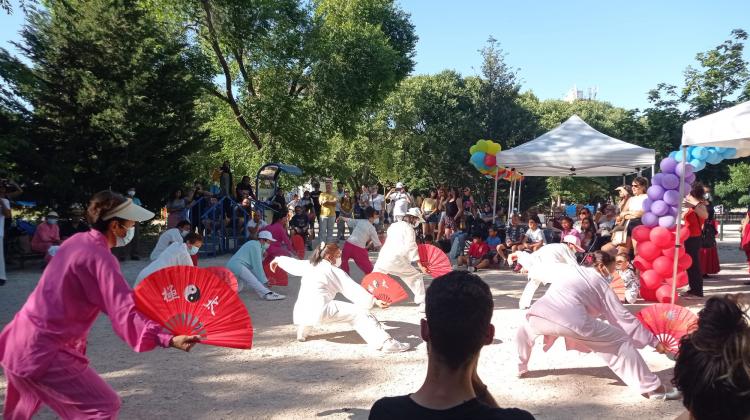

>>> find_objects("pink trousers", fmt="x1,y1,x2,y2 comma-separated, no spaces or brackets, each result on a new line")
341,241,373,275
3,352,120,419
516,315,662,394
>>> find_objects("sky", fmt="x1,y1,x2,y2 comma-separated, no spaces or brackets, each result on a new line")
2,0,749,110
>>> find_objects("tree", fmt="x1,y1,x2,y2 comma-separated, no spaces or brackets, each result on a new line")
714,163,750,207
2,0,208,207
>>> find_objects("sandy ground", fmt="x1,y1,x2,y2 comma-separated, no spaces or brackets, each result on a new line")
1,226,748,420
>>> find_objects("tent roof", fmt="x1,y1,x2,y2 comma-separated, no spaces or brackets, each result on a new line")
495,115,655,176
681,100,750,158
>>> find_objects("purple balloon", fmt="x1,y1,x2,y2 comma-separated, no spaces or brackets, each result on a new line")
651,200,669,216
642,212,659,227
652,173,664,187
685,172,696,184
668,206,679,217
663,189,681,206
659,215,676,228
661,173,680,190
660,157,678,174
675,162,694,178
682,182,692,193
647,185,665,201
642,198,653,212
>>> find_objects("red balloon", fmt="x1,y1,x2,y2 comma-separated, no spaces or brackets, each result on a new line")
652,256,673,278
675,271,688,288
639,283,658,302
679,226,690,240
677,254,693,271
649,226,674,249
641,269,664,289
662,246,686,258
655,284,678,303
632,225,652,243
637,241,661,261
632,255,652,272
483,154,496,168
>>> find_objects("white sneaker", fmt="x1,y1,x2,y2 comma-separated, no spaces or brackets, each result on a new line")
380,338,410,353
650,388,682,400
263,291,286,301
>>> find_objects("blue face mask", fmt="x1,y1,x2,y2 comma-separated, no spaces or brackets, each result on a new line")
261,242,270,252
47,218,58,225
188,245,200,255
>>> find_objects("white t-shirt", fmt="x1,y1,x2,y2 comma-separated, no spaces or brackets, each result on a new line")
628,195,647,213
525,228,545,244
370,194,384,211
150,228,184,260
245,219,268,239
388,192,410,216
0,198,9,237
137,242,193,286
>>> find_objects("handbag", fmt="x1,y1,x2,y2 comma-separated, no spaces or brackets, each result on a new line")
701,220,717,248
611,220,630,246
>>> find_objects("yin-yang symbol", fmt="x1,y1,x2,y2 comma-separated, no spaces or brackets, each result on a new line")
184,284,201,303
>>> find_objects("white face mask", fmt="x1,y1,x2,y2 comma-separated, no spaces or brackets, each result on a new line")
127,190,135,197
180,229,190,238
116,226,135,247
334,256,342,267
188,245,200,255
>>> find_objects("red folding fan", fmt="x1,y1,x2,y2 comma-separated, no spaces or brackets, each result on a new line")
361,272,409,304
609,276,626,302
418,244,452,278
636,303,698,353
134,265,253,349
264,260,288,286
204,266,239,293
291,234,306,259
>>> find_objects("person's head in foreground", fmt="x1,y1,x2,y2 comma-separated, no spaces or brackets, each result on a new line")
673,294,750,420
184,233,203,255
488,227,497,237
87,191,154,248
583,251,615,278
176,220,191,237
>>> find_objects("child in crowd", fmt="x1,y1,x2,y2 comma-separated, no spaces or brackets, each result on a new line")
485,227,502,265
560,216,579,239
614,253,639,304
457,233,491,272
520,216,545,253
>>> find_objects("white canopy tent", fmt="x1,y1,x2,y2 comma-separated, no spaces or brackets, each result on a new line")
496,115,656,177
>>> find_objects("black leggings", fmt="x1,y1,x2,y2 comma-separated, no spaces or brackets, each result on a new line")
685,236,703,296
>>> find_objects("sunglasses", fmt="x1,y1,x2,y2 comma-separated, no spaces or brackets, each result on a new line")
616,259,628,264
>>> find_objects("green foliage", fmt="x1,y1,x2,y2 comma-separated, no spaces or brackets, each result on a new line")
714,163,750,207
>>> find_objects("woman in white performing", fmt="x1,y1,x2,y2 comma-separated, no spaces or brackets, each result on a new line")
514,234,583,309
271,243,410,353
516,251,680,399
372,208,428,310
134,233,203,286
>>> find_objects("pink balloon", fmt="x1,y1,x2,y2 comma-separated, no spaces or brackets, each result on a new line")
655,283,677,303
649,227,673,248
677,254,693,270
632,225,652,243
640,284,658,302
662,246,685,258
638,241,661,261
633,255,652,271
652,256,673,277
642,269,663,289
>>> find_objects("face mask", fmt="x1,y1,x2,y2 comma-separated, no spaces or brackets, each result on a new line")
127,190,135,197
116,226,135,247
261,242,270,252
47,218,58,225
334,256,342,267
180,229,189,238
188,245,200,255
703,193,712,200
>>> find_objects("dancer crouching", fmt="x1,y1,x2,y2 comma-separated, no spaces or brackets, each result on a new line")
271,242,409,352
516,251,680,399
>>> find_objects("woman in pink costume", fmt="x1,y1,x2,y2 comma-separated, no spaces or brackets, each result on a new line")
516,251,680,400
261,211,294,263
0,191,199,419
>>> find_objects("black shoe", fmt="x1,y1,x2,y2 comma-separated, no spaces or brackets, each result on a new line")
131,255,140,261
0,279,5,286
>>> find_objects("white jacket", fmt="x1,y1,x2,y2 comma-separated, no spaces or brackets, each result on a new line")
374,221,418,270
136,242,193,286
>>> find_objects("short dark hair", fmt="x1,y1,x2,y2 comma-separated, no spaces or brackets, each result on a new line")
185,232,203,243
472,232,483,239
364,206,377,219
425,271,494,369
176,220,191,229
673,294,750,420
561,216,574,225
528,215,540,224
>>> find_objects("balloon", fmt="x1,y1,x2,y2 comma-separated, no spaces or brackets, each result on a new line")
652,256,673,277
469,145,479,155
663,190,681,206
642,212,659,227
632,225,652,243
659,157,678,174
640,283,658,301
650,227,673,248
674,152,684,163
642,269,664,289
651,173,664,187
633,255,652,271
647,185,665,201
684,172,696,184
721,148,737,158
655,284,677,303
662,245,685,258
705,151,722,165
638,241,661,261
668,206,679,217
692,159,706,172
475,140,489,153
675,162,694,178
661,174,679,190
487,142,501,155
470,152,485,168
668,151,678,159
659,215,676,228
691,146,708,160
651,200,669,217
642,198,653,212
675,271,688,288
677,254,693,271
483,154,496,167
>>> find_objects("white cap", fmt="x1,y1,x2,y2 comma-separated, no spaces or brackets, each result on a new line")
47,211,59,218
395,182,404,189
102,198,154,222
562,234,585,253
258,230,276,242
405,207,425,223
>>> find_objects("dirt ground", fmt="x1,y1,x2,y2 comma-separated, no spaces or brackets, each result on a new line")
1,227,748,420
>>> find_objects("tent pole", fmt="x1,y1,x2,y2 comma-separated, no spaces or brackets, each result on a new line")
517,176,523,215
651,165,655,177
671,146,688,303
507,170,514,218
492,171,499,224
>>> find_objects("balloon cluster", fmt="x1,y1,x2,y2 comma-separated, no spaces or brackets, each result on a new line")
642,157,695,229
668,146,736,172
632,225,691,303
468,139,523,181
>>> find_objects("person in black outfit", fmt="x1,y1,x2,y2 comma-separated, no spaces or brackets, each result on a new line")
309,181,321,239
369,271,534,420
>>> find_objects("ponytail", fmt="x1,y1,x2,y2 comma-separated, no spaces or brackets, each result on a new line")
310,242,338,266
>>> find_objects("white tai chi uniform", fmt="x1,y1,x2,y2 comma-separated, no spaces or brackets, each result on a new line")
372,221,425,304
516,263,662,395
135,242,193,287
149,228,183,261
517,243,578,309
273,256,393,348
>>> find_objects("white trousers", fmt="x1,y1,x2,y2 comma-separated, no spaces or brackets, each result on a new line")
319,216,336,245
516,315,662,394
519,278,546,309
373,261,425,304
235,265,271,298
319,300,391,348
0,238,5,280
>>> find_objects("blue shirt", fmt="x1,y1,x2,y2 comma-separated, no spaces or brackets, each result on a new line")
486,236,501,248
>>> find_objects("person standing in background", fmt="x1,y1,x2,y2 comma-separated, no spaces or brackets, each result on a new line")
338,189,354,240
318,180,338,245
700,185,719,277
219,161,234,218
681,182,708,299
386,182,411,223
310,181,322,241
165,189,187,229
370,186,384,230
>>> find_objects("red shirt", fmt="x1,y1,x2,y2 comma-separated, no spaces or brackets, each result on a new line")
468,241,490,259
684,208,705,238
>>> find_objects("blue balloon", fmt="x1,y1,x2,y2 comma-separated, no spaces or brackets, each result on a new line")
691,146,708,160
470,152,485,168
705,151,723,165
692,159,706,172
668,151,678,159
722,148,737,159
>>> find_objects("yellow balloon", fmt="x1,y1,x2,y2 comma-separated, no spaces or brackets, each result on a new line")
487,141,500,155
475,140,489,153
469,145,479,155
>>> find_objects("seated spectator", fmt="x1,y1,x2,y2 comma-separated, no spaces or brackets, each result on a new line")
369,271,534,419
289,206,310,241
478,203,494,225
614,253,639,304
596,205,617,236
150,220,191,261
673,294,750,420
519,216,545,253
559,216,579,239
457,233,491,272
574,207,596,231
245,211,268,240
31,211,61,261
60,205,90,240
135,233,203,286
485,226,502,260
578,217,597,251
496,214,527,263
